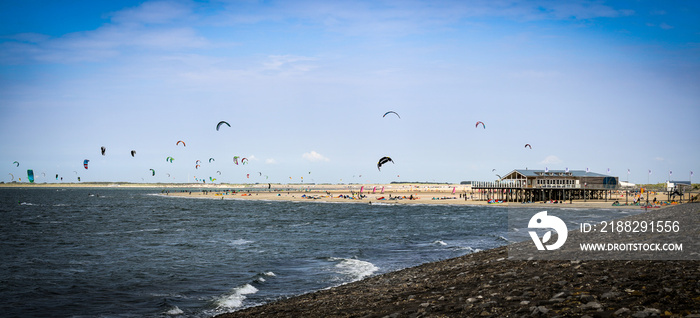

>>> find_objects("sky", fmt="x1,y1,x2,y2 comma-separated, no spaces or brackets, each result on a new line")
1,0,698,185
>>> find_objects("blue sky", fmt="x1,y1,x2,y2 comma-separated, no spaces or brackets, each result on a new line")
1,0,698,184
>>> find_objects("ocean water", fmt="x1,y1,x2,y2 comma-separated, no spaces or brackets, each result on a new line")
1,188,619,317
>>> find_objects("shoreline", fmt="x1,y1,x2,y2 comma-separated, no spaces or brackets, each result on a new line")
217,203,699,317
2,181,685,209
158,187,678,210
0,182,697,209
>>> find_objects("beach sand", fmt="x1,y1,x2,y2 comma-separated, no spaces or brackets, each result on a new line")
215,203,699,318
158,183,680,210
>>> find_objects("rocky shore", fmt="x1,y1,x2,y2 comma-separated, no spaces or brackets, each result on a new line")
218,204,699,318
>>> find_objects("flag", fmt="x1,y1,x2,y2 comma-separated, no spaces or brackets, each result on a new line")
627,169,630,174
565,167,569,173
586,167,589,173
692,171,694,177
648,169,652,175
670,170,673,175
545,167,549,172
607,168,610,174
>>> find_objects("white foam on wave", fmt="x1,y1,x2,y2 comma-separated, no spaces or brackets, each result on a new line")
432,240,448,246
449,245,475,252
496,235,511,242
263,271,276,277
330,258,379,281
165,306,184,315
214,284,259,309
229,239,254,245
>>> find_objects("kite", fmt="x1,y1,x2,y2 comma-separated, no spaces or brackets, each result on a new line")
475,121,485,129
8,173,13,181
217,171,221,175
241,158,248,165
166,173,171,178
101,146,106,155
55,174,59,180
27,170,34,183
383,111,401,119
176,140,186,147
150,169,156,176
209,158,215,163
12,161,19,167
195,165,201,169
196,160,201,165
84,159,89,169
377,156,394,171
524,144,532,149
216,121,230,131
166,156,174,163
233,156,239,165
131,150,136,157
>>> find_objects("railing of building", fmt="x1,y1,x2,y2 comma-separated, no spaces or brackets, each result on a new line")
469,181,619,190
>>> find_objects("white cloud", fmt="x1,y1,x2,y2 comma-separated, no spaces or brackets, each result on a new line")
265,158,277,164
540,155,563,164
0,1,207,64
302,151,329,162
109,1,193,25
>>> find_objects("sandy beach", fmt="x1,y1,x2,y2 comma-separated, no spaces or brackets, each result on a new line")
155,183,685,210
2,181,688,209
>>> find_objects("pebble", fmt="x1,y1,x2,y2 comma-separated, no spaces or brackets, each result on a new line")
614,308,630,316
601,291,621,300
579,294,596,302
530,305,549,315
581,301,602,310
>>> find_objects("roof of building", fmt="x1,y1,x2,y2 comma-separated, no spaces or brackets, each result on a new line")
504,169,614,178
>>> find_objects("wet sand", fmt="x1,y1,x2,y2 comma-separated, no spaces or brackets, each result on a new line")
216,203,699,317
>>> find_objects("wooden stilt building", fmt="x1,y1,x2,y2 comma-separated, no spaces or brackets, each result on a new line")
470,169,619,202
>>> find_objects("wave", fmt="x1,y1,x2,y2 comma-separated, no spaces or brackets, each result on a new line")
432,240,448,246
496,235,512,243
329,257,378,281
214,284,259,309
165,306,184,315
229,239,254,246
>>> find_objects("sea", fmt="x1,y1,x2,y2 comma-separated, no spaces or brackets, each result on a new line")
0,188,637,317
